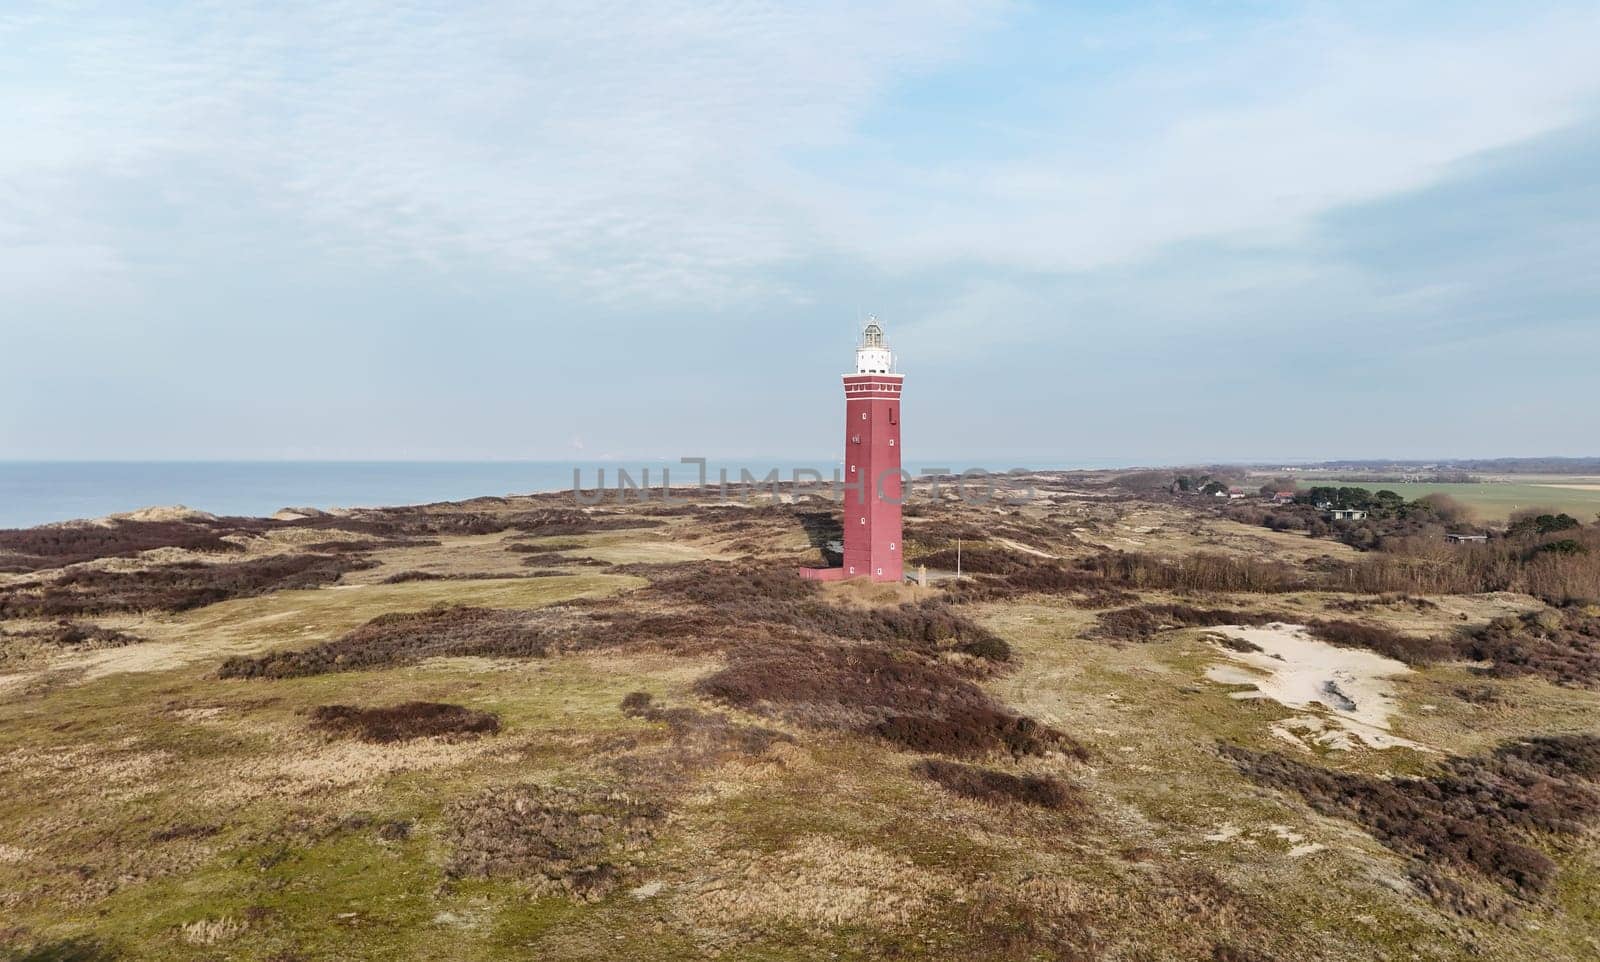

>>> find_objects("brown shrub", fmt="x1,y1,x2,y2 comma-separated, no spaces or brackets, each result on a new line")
1407,865,1516,922
0,518,248,572
1092,605,1291,642
952,549,1310,603
308,702,500,743
915,759,1084,811
149,823,221,843
612,692,794,786
503,542,576,555
1222,734,1600,901
443,784,661,900
913,544,1038,575
642,561,819,606
298,538,435,553
1325,594,1439,613
518,553,612,568
0,553,374,617
1215,635,1264,653
647,562,1012,661
1454,609,1600,687
1084,551,1306,593
314,506,664,539
1326,526,1600,606
220,605,551,678
380,570,546,584
218,603,727,679
221,561,1010,680
697,641,1086,760
1302,619,1454,666
4,620,140,649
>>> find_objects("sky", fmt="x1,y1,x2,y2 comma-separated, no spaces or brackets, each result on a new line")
2,0,1598,465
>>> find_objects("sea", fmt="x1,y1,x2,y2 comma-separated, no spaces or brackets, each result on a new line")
0,460,1126,530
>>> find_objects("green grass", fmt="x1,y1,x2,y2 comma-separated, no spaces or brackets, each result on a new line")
1304,479,1600,523
10,517,1600,960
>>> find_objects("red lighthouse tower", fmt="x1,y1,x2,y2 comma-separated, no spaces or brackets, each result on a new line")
805,316,904,583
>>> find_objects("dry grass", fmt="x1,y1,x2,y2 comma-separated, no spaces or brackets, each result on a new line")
443,784,662,900
178,915,246,945
681,835,946,933
8,480,1600,959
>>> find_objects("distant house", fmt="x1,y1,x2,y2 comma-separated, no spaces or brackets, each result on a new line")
1445,533,1489,544
1271,490,1297,505
1325,508,1368,521
1227,487,1246,500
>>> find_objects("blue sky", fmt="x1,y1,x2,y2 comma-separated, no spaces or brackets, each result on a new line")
2,1,1597,463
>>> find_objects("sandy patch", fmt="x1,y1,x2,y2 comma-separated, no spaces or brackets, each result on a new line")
109,505,219,521
994,537,1056,559
1534,483,1600,492
1202,624,1422,751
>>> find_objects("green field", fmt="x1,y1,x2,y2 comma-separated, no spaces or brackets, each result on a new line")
1304,480,1600,523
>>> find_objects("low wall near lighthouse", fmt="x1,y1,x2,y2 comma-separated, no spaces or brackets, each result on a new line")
799,566,849,582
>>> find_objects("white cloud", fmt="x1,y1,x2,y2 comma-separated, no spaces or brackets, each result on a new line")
0,0,1002,303
830,7,1600,274
1,1,1597,310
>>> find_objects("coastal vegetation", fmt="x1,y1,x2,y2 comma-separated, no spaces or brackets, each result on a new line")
3,472,1600,960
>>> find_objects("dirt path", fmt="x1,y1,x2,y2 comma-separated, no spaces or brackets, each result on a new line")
995,537,1057,559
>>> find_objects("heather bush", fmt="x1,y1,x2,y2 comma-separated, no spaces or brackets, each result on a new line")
321,506,664,539
1302,618,1454,666
1222,735,1600,901
1092,605,1291,642
697,640,1085,760
0,553,374,616
3,620,140,648
221,559,1014,681
612,692,793,786
379,570,549,584
218,603,726,679
915,758,1084,811
308,702,500,742
0,518,248,571
1454,610,1600,687
913,544,1037,575
518,553,612,568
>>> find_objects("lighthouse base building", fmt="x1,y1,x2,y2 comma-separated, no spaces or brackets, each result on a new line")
803,317,904,584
